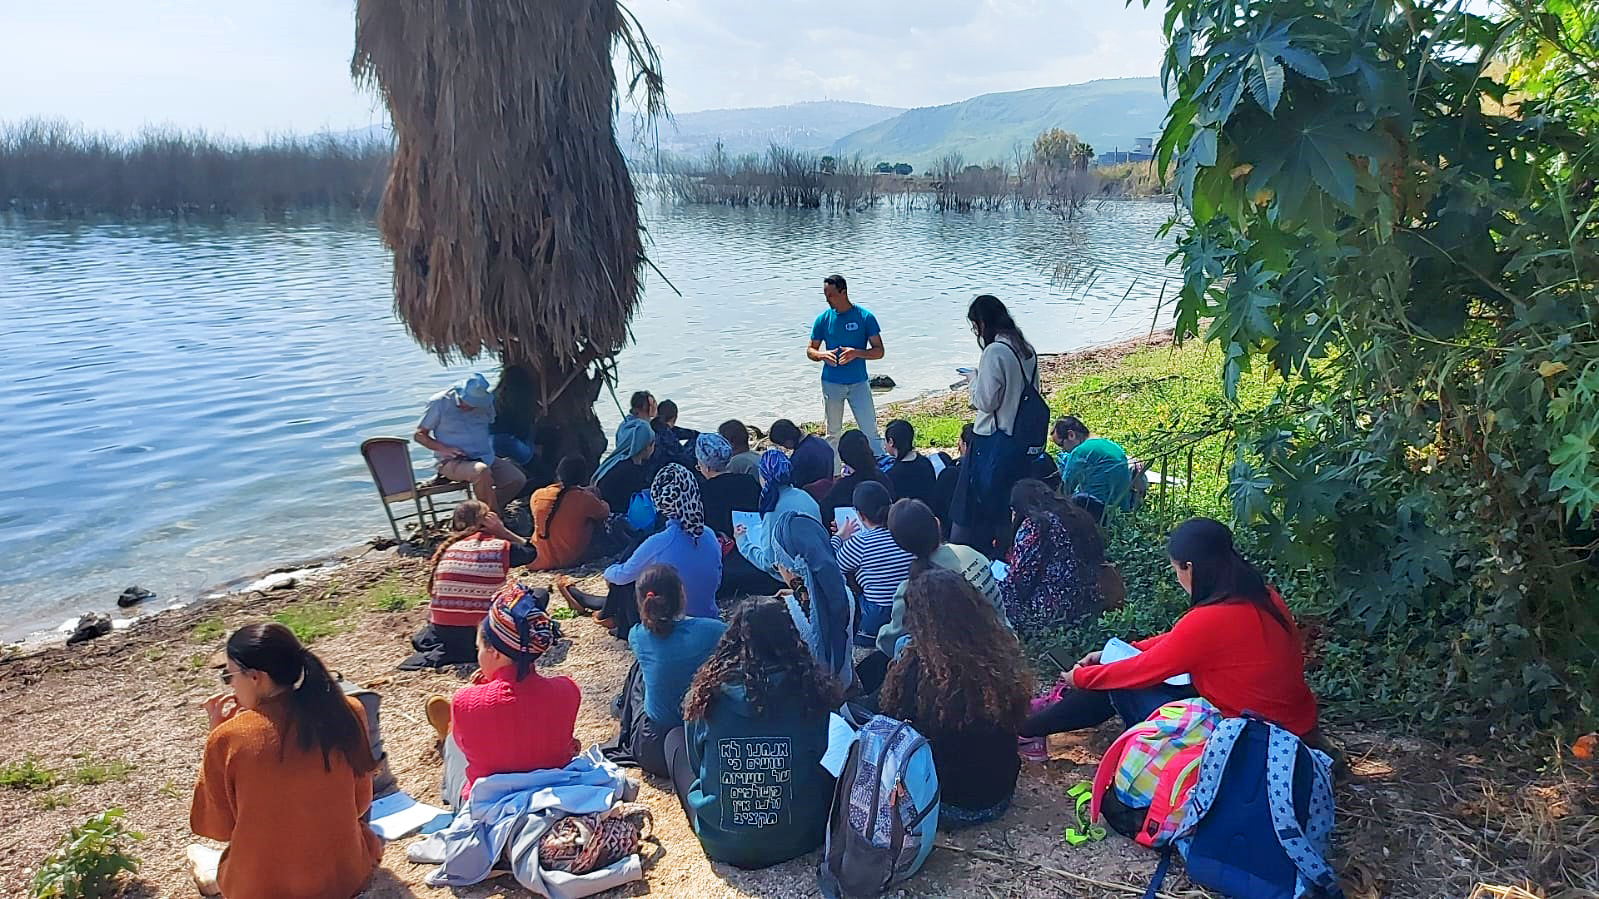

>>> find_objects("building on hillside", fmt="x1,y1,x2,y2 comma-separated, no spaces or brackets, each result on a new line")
1097,135,1155,166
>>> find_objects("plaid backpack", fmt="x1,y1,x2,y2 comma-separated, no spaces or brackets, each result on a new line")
1090,698,1222,848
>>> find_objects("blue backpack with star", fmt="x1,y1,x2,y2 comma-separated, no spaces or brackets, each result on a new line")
1152,715,1342,899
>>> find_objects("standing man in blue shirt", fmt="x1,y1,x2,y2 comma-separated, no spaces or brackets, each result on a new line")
807,274,885,454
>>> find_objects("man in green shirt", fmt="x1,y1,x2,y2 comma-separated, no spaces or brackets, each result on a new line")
1053,416,1131,521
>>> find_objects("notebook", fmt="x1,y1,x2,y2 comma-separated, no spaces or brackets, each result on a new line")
833,506,862,534
1100,637,1192,687
731,511,764,549
368,790,450,840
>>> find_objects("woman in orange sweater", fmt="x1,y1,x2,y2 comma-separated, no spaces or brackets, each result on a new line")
189,623,381,899
1019,518,1319,758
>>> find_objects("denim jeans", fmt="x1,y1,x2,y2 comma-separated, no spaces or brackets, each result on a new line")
821,379,881,454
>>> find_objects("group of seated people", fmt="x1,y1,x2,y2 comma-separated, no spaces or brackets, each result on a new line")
189,384,1324,895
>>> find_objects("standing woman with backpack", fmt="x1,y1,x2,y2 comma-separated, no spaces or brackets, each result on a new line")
879,570,1033,828
663,596,843,869
952,294,1048,557
1018,518,1320,757
188,624,381,899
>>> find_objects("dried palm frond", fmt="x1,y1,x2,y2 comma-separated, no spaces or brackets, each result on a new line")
352,0,665,409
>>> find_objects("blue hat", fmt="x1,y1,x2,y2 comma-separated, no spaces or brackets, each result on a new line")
456,373,494,409
695,433,733,472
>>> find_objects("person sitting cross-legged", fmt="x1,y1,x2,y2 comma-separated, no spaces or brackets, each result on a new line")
401,500,537,671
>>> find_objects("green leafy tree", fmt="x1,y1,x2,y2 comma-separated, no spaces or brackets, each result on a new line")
819,155,837,175
1030,127,1080,171
1149,0,1599,733
893,162,913,176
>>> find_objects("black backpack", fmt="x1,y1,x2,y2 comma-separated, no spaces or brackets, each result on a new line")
1001,341,1049,455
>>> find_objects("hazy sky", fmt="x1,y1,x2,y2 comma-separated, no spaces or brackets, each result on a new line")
1,0,1163,138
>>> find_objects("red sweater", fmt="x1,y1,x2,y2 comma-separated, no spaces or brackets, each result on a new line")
451,668,581,796
1072,589,1319,736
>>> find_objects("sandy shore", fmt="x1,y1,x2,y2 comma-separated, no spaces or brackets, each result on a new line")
2,329,1591,898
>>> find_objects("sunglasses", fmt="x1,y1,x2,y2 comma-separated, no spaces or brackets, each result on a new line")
220,669,238,685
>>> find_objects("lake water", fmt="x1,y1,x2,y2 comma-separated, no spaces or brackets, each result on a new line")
0,199,1177,640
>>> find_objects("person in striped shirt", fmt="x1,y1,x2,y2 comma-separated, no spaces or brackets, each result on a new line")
832,481,914,647
400,500,537,670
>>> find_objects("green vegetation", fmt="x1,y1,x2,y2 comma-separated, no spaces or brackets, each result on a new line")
1152,0,1599,737
272,601,352,643
36,792,72,812
68,756,133,786
189,616,226,643
0,119,388,215
364,576,428,613
29,808,142,899
1,754,59,791
549,604,578,621
832,78,1166,172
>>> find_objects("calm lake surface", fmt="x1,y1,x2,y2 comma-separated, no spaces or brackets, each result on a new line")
0,199,1177,639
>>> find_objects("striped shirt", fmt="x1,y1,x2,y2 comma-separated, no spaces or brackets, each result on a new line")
429,535,511,627
833,525,915,607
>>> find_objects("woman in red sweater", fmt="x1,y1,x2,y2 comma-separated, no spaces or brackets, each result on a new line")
434,585,581,807
1019,517,1318,754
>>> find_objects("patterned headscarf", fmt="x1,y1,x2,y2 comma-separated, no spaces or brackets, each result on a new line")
758,448,792,514
651,462,706,540
695,433,733,473
594,417,654,486
482,582,556,680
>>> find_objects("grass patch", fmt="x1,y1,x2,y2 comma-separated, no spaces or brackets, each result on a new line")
1,754,59,791
36,791,72,811
68,756,133,786
272,601,351,643
187,652,211,671
189,616,226,643
364,576,425,613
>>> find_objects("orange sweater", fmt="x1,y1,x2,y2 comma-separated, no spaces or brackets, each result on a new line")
190,696,381,899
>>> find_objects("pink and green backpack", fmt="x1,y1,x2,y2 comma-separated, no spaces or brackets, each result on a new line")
1090,698,1222,847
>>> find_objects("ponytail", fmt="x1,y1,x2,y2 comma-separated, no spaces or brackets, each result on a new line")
225,624,376,774
540,485,577,540
636,564,685,637
542,456,593,540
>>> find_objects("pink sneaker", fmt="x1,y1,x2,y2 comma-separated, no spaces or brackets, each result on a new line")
1018,736,1048,763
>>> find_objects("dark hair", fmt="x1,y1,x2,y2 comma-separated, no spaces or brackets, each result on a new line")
718,419,750,452
493,365,537,441
967,294,1034,357
682,595,843,721
881,570,1031,732
823,273,848,293
1009,478,1105,570
541,456,592,540
959,423,976,450
888,498,942,577
769,418,801,449
654,399,678,425
852,480,893,526
884,419,914,456
226,624,377,774
838,429,884,483
636,564,685,637
629,390,654,415
1055,415,1088,440
1166,518,1290,631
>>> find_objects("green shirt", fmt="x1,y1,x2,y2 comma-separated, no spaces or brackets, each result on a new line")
1058,437,1131,509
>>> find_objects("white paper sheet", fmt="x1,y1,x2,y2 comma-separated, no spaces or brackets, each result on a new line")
820,712,859,777
833,506,861,534
731,510,764,549
1101,637,1192,687
368,790,450,840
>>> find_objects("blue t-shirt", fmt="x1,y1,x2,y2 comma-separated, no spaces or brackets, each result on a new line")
417,389,495,462
810,305,881,385
628,617,727,727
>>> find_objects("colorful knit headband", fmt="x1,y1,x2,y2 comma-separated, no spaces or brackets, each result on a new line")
483,583,555,661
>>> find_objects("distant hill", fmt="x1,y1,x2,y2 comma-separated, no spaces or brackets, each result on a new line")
620,101,905,161
832,78,1168,171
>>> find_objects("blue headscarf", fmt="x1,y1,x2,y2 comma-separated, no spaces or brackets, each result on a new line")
771,511,856,690
594,418,653,486
758,448,793,514
695,433,733,473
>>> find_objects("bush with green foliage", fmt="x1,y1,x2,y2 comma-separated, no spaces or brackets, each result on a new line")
1,754,59,791
1145,0,1599,735
30,808,142,899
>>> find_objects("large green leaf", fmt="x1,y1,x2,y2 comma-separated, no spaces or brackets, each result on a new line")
1244,107,1389,219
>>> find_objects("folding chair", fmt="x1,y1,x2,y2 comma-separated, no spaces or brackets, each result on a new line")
359,437,473,542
